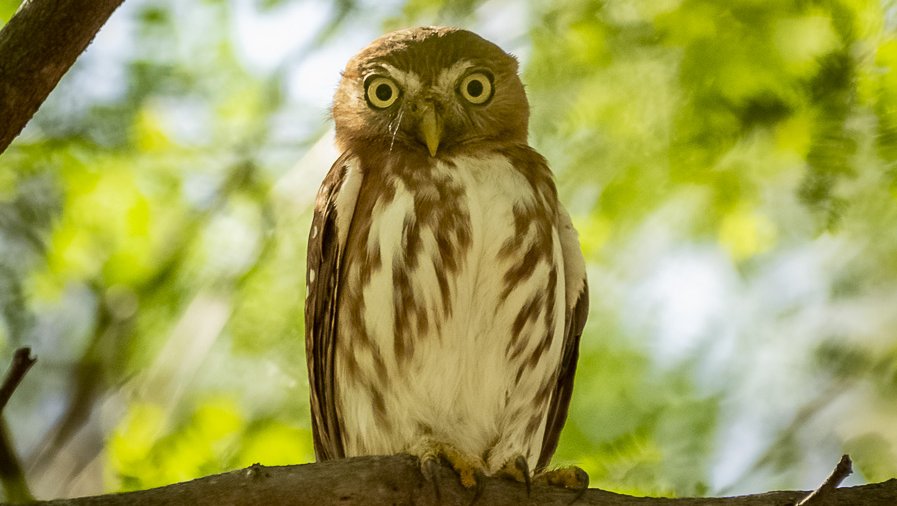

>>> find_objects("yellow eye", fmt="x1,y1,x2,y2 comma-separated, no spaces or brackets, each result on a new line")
365,76,400,109
459,72,493,104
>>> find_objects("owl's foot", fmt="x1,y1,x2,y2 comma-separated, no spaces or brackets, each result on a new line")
413,439,487,499
494,454,532,494
533,465,590,490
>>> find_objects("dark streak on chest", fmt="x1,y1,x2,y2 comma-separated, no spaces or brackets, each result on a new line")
337,143,561,410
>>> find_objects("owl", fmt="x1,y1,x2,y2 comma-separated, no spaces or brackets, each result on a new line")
305,26,589,490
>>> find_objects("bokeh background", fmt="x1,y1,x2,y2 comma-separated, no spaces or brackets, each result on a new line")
1,0,896,500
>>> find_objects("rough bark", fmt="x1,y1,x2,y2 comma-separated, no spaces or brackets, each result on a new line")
0,0,124,154
9,455,895,506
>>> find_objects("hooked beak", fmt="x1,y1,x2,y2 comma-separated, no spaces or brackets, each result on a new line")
419,104,442,157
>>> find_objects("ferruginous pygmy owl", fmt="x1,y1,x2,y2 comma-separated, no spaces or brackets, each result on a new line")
305,26,589,489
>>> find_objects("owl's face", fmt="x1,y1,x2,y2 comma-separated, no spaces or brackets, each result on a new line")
332,27,529,157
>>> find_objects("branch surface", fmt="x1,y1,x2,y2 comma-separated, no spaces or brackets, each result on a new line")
9,455,895,506
0,0,125,153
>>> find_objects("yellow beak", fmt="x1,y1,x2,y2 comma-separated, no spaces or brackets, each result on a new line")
420,106,442,157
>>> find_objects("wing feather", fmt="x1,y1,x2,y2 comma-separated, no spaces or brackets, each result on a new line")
537,207,589,470
305,152,362,460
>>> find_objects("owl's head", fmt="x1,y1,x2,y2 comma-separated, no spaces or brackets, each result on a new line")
332,26,529,157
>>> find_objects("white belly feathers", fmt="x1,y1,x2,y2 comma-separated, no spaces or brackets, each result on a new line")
335,152,566,471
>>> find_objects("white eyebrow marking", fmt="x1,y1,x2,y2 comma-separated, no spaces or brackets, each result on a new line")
379,63,422,94
435,61,475,92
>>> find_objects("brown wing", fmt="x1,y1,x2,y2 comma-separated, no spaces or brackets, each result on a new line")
537,209,589,470
305,152,362,461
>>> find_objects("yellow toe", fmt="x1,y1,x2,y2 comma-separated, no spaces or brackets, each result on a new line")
415,440,486,489
533,465,589,489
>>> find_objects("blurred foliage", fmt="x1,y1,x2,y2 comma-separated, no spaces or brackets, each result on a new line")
1,0,896,500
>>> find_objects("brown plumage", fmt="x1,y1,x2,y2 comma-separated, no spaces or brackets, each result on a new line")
305,26,588,481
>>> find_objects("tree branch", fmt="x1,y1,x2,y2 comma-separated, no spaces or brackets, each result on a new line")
796,454,853,505
7,455,894,506
0,348,36,503
0,348,35,413
0,0,125,154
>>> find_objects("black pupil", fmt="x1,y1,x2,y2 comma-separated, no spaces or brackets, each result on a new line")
375,83,392,102
467,79,484,97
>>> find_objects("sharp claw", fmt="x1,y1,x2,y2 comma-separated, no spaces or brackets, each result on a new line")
568,484,588,506
567,467,589,505
515,455,532,495
570,466,589,504
413,440,487,500
574,467,589,489
470,469,487,505
422,456,442,501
